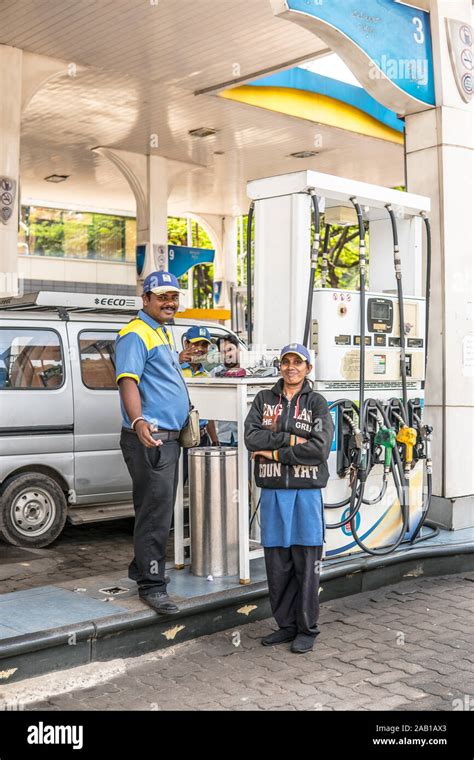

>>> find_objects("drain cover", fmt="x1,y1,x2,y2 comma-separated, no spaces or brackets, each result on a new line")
98,586,129,596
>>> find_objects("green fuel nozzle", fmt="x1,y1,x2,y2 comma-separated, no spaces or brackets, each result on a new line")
374,426,397,471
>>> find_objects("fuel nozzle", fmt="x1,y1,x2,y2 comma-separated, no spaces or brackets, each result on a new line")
396,425,418,474
374,426,396,477
419,424,433,475
357,432,371,484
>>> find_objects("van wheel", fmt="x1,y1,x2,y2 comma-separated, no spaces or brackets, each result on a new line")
0,473,67,548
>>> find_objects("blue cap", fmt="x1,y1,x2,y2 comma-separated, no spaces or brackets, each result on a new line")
184,326,212,344
142,271,181,295
280,343,311,363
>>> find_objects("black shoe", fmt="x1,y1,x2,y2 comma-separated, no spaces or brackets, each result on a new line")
291,633,317,654
139,591,179,614
261,628,296,646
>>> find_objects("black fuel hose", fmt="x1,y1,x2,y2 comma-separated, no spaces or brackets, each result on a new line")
324,198,367,524
322,448,387,510
349,459,408,555
246,202,254,346
421,213,431,374
328,399,360,416
347,398,409,555
320,222,331,288
408,213,433,540
386,205,408,422
325,397,372,528
361,450,388,504
325,475,364,529
350,197,366,426
323,399,362,510
322,207,433,553
371,399,407,496
373,397,433,545
387,396,409,426
409,471,433,543
303,191,320,347
408,517,438,544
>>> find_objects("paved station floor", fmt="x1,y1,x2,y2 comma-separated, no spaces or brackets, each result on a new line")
2,572,472,712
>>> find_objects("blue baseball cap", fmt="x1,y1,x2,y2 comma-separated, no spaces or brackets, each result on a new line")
280,343,311,363
142,271,181,295
184,326,212,344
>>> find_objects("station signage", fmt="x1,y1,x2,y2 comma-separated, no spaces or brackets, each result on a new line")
446,19,472,103
0,177,16,225
271,0,435,109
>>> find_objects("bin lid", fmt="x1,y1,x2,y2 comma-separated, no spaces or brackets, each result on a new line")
188,446,237,457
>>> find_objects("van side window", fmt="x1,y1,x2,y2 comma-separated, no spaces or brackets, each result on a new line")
0,328,64,389
79,331,117,389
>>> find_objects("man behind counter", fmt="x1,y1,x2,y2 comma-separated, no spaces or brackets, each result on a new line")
179,326,219,483
179,326,219,448
211,334,242,446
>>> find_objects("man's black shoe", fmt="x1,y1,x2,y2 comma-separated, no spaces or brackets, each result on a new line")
261,628,296,646
291,633,316,654
139,591,179,614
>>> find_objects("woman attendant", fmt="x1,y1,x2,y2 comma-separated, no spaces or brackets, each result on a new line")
244,343,334,654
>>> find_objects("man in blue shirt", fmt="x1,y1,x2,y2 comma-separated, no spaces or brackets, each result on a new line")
115,271,189,614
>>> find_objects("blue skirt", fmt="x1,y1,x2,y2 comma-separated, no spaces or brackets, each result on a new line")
259,488,325,548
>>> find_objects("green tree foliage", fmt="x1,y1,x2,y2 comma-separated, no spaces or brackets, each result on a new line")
240,213,370,291
167,217,188,246
237,214,252,287
86,214,125,259
21,208,216,306
313,221,370,290
22,207,65,256
30,220,65,255
21,205,372,304
168,217,214,308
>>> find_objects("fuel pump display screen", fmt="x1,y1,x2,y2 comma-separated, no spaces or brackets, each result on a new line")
367,298,393,333
372,302,390,320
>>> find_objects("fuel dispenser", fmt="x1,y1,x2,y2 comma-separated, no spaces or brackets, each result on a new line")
246,170,434,558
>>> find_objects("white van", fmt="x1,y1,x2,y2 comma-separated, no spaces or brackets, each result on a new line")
0,291,246,547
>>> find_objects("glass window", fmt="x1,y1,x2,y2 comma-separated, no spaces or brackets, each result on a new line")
0,329,64,389
19,206,136,262
79,331,117,390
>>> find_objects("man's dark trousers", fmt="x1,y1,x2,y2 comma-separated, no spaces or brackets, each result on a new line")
120,428,180,592
264,545,323,637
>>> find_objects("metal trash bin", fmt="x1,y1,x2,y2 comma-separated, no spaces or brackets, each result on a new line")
188,447,238,577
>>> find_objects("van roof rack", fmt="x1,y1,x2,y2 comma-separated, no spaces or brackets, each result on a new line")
0,291,142,317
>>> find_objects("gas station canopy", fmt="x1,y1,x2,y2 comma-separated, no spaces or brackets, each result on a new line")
0,0,407,217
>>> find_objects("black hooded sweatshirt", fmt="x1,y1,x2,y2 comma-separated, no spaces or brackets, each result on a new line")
244,378,334,490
